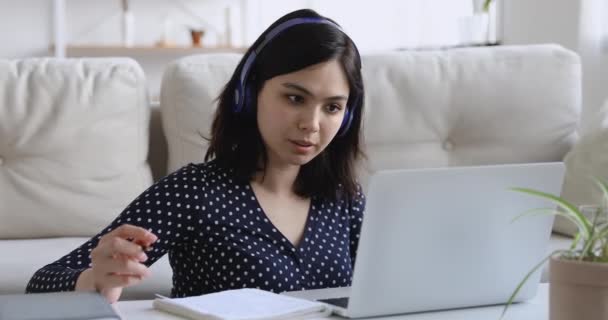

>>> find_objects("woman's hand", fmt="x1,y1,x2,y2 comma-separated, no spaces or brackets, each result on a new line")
80,224,157,303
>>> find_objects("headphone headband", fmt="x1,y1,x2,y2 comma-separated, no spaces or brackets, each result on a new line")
233,16,359,137
257,18,341,54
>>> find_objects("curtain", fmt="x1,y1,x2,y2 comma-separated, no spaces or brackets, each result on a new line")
578,0,608,132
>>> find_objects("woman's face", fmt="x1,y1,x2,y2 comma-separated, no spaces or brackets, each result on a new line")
256,59,350,170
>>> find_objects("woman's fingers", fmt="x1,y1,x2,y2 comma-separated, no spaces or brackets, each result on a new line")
93,237,146,262
94,253,151,277
89,224,157,293
111,256,152,277
96,224,158,261
108,237,148,261
101,273,145,288
114,224,158,247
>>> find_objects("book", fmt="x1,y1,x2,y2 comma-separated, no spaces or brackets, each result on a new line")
153,288,331,320
0,291,120,320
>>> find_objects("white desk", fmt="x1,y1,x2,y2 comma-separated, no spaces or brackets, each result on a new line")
114,284,548,320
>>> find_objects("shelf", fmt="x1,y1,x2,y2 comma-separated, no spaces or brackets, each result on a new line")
50,45,247,57
52,0,249,58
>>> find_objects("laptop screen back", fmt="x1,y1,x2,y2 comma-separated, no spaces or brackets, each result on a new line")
346,162,565,318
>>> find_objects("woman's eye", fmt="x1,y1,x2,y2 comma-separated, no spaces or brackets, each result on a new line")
326,104,343,113
286,95,304,104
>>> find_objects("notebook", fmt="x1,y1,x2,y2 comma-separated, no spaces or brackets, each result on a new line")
0,291,119,320
153,288,331,320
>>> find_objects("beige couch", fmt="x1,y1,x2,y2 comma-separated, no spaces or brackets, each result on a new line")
0,44,579,300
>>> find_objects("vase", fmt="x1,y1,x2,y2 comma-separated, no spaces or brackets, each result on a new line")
549,257,608,320
458,13,489,45
190,29,205,47
122,10,134,47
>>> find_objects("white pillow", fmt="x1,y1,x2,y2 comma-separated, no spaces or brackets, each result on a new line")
557,99,608,236
0,58,153,239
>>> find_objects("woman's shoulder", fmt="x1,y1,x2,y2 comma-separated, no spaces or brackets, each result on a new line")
168,159,235,183
318,182,365,210
341,182,365,214
337,181,365,202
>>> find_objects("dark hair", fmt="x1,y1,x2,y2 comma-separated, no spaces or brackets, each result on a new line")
205,9,365,201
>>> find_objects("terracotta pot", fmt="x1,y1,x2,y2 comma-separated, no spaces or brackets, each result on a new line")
190,29,205,47
549,257,608,320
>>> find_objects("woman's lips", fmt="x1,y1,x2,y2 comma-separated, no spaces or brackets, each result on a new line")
292,140,313,147
290,140,315,153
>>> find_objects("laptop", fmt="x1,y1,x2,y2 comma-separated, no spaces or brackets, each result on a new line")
284,162,565,318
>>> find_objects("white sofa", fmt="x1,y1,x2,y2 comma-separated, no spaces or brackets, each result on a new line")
0,44,579,300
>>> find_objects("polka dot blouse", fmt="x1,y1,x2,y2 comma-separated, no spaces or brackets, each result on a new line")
26,160,366,297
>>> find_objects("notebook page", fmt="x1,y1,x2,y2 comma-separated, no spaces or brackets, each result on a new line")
153,288,330,320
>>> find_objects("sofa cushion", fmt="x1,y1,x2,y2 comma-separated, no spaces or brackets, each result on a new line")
161,53,241,174
0,58,153,238
160,45,580,190
359,44,580,187
0,238,172,300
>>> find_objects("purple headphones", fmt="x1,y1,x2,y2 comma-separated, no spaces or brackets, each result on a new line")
232,17,360,137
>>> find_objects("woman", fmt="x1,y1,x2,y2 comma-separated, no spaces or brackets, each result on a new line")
26,8,366,303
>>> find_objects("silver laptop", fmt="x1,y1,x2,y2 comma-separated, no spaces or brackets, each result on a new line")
284,162,565,318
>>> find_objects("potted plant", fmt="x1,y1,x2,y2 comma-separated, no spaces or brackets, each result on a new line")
482,0,494,12
501,178,608,320
462,0,495,45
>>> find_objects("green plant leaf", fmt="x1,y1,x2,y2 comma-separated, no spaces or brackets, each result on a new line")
580,209,601,260
510,208,556,223
511,188,592,239
585,224,608,259
500,250,570,320
510,207,585,230
571,232,581,251
483,0,493,12
593,177,608,207
591,177,608,260
593,177,608,223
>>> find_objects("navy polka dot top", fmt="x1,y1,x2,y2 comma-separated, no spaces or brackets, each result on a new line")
26,160,366,297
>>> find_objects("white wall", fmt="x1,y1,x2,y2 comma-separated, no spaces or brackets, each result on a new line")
0,0,52,58
502,0,608,132
1,0,481,56
4,0,603,120
0,0,479,99
65,0,246,48
314,0,479,51
502,0,581,49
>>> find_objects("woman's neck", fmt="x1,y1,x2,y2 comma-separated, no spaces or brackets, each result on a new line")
252,164,301,198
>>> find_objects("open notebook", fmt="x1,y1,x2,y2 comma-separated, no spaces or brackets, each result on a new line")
153,288,331,320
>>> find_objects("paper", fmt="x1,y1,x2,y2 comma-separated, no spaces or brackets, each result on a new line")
153,288,331,320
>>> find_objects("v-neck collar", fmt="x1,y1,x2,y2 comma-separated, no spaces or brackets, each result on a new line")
245,183,316,254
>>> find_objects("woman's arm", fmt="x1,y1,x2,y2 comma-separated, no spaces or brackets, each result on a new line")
348,185,366,268
25,164,204,301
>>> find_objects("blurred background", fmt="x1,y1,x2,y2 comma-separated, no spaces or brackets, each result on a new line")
0,0,606,128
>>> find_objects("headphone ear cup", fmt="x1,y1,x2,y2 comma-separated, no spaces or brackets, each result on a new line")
243,85,254,114
339,92,360,136
233,83,244,113
338,107,352,137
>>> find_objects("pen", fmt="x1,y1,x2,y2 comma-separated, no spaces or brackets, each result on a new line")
126,237,154,252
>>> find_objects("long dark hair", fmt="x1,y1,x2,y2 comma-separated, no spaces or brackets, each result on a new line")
205,9,365,201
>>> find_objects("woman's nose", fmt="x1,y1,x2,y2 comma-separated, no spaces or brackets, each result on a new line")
297,108,321,133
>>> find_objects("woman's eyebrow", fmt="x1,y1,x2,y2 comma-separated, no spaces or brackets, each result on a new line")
281,82,348,101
